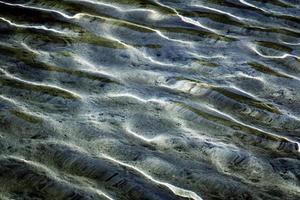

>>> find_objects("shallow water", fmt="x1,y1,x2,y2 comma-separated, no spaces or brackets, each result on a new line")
0,0,300,199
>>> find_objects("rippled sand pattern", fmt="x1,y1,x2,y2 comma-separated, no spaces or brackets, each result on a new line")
1,0,300,199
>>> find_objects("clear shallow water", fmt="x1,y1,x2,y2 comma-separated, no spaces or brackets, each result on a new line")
0,0,300,199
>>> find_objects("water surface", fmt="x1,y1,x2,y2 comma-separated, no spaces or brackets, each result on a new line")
0,0,300,199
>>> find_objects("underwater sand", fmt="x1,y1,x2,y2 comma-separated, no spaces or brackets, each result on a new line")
0,0,300,199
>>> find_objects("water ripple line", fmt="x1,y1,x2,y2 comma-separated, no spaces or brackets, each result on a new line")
102,154,204,200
